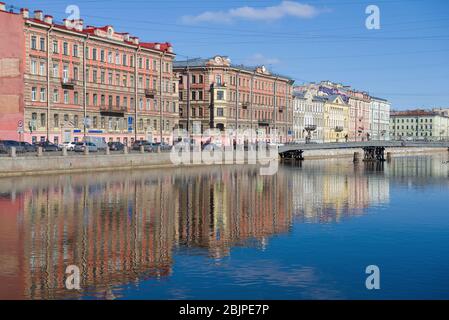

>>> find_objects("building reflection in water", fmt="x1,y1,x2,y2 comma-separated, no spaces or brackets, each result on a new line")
0,153,448,299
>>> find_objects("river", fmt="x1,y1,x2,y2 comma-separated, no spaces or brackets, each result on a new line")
0,153,448,299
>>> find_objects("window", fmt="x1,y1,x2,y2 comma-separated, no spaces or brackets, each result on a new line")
40,113,46,127
31,36,37,50
217,90,224,100
40,37,45,51
93,116,97,128
146,58,150,70
217,108,224,117
100,50,105,62
139,98,143,110
116,96,120,107
53,40,58,53
53,63,59,78
108,95,113,107
122,54,127,66
63,65,69,80
191,75,196,84
63,42,68,55
115,52,120,64
92,48,97,61
73,66,78,80
199,75,203,83
108,72,113,85
64,90,69,104
73,44,78,57
216,75,222,85
31,60,37,74
31,87,37,101
192,91,196,100
40,88,46,102
198,91,203,100
92,70,97,83
74,92,79,104
93,94,98,106
64,114,69,122
53,89,59,102
39,62,45,76
101,71,105,84
108,51,112,63
54,114,59,128
146,99,151,110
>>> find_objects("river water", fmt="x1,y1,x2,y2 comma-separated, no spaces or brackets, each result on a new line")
0,153,448,299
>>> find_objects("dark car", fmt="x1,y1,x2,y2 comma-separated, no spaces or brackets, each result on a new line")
150,142,172,152
0,140,25,153
108,141,125,151
132,140,153,152
19,141,38,152
36,141,60,152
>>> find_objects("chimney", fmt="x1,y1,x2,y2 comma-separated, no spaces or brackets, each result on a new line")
44,15,53,24
154,43,161,50
0,2,5,11
123,33,130,41
74,19,83,31
34,10,43,21
20,8,29,18
167,45,173,53
133,37,139,45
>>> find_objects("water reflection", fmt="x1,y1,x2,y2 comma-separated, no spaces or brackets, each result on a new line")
0,153,448,299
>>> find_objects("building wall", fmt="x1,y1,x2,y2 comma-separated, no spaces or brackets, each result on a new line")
324,98,349,142
390,112,449,139
292,93,324,142
0,9,25,141
1,8,178,145
175,57,294,143
370,98,390,140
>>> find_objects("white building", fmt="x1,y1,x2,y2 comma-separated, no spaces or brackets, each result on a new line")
370,97,391,140
292,91,325,142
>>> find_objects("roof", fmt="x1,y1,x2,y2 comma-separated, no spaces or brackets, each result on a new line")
174,57,293,81
391,110,440,117
6,7,173,54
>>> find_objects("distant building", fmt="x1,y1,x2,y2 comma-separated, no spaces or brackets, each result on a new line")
292,91,325,142
174,56,294,143
323,95,350,142
390,109,449,140
370,97,391,140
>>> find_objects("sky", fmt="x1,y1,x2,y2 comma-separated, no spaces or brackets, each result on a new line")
6,0,449,109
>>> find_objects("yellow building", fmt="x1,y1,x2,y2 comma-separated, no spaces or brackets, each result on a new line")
324,95,349,142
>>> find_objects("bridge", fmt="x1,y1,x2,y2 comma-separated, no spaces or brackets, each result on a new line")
278,141,449,162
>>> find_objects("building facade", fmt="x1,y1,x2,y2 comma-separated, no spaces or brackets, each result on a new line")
174,56,294,143
292,90,325,142
390,110,449,140
323,95,349,142
370,97,391,140
0,4,178,145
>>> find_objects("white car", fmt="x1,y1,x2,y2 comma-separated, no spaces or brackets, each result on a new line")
61,142,77,151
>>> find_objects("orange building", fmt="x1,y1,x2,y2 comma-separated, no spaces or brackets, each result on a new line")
0,3,178,145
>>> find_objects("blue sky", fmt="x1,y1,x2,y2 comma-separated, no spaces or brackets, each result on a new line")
7,0,449,109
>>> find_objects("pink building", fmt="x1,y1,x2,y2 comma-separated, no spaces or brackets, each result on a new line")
0,3,178,145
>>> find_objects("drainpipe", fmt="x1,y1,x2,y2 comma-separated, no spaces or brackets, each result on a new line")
235,70,240,132
46,26,53,141
82,36,89,139
159,51,165,143
134,47,140,141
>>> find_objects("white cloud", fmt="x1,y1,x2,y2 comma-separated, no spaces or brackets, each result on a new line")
181,1,327,25
245,53,281,66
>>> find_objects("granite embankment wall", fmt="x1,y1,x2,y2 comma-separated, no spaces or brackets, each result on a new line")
0,147,447,177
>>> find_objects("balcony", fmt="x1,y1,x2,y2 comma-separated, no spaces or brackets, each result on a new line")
258,119,271,127
61,78,76,89
145,88,157,98
305,124,317,132
335,126,344,132
100,105,126,116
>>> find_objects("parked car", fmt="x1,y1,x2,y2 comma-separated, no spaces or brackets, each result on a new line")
151,142,172,151
74,142,98,153
84,136,108,150
60,141,77,151
202,142,223,151
35,141,60,152
19,141,37,152
0,140,25,153
108,141,125,151
132,140,153,152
